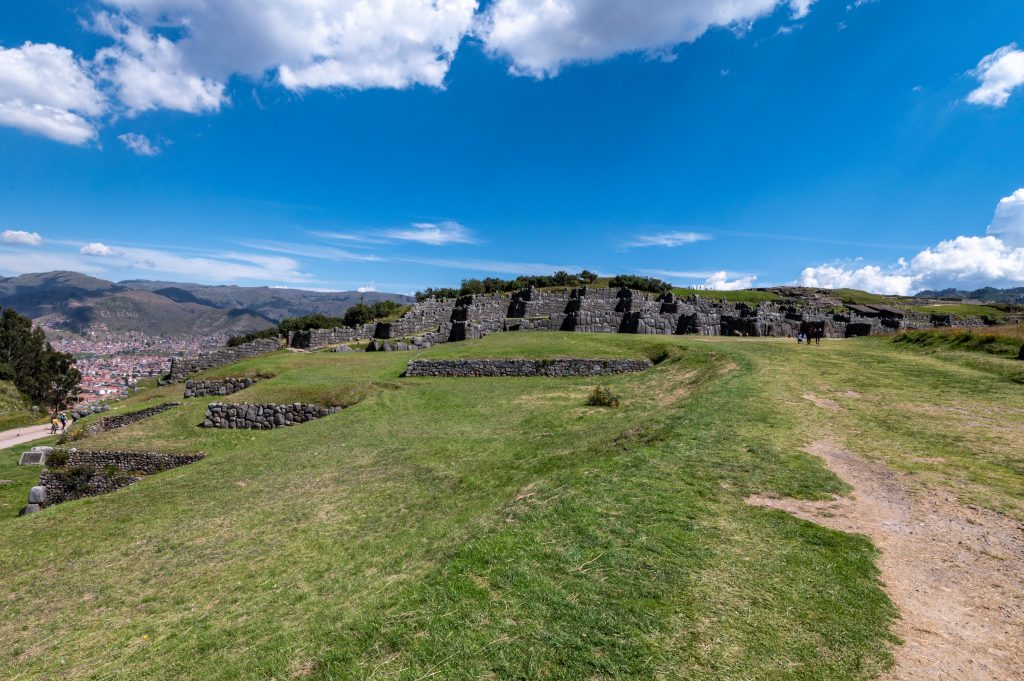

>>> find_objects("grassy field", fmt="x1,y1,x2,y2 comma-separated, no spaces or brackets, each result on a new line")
2,332,1023,679
907,302,1009,320
893,324,1024,360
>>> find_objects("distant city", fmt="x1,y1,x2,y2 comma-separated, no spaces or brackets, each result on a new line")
48,329,225,403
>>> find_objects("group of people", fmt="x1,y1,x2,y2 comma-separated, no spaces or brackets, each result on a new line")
49,412,68,434
797,329,823,345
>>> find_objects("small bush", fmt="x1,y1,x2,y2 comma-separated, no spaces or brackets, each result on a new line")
587,385,621,408
46,449,69,468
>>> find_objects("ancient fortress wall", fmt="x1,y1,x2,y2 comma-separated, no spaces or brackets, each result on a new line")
282,285,966,355
405,358,653,377
167,338,281,382
202,402,340,429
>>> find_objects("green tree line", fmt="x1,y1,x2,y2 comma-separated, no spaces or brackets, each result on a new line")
227,302,410,347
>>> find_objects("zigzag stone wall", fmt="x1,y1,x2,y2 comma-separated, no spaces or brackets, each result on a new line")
167,339,281,382
79,402,181,437
184,377,258,398
405,358,653,377
202,402,340,429
34,449,205,507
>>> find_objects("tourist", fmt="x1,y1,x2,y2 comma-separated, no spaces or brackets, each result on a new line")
50,416,60,434
58,412,68,432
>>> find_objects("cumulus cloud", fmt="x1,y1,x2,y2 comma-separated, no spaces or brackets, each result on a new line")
81,242,121,256
967,44,1024,108
87,0,478,117
0,42,107,144
625,231,711,248
477,0,802,77
988,188,1024,247
118,132,160,156
385,221,477,245
2,229,43,246
798,189,1024,294
703,271,757,290
798,262,917,295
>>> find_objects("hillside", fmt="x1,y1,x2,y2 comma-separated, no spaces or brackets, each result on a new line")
915,286,1024,303
0,271,413,338
2,331,1022,678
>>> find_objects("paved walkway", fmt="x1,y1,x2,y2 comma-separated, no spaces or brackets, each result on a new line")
0,424,54,451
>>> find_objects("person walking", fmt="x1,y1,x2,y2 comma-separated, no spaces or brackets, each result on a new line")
58,412,68,432
50,416,60,434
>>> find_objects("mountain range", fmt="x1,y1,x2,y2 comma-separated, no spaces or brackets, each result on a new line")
0,271,412,338
914,287,1024,303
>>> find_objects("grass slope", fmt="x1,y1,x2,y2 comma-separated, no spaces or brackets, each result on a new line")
893,325,1024,360
0,380,43,431
2,332,1022,678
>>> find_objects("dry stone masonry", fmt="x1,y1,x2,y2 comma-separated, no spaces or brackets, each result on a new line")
167,338,280,383
285,285,989,354
78,402,181,437
405,358,653,377
202,402,341,429
184,377,259,398
21,449,205,513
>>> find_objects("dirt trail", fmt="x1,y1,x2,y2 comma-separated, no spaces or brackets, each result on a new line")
0,424,52,451
747,441,1024,680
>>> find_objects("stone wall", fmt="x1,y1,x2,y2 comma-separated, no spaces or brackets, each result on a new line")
289,324,377,350
32,449,205,508
167,338,280,382
184,377,258,398
79,402,181,437
202,402,340,429
405,358,653,377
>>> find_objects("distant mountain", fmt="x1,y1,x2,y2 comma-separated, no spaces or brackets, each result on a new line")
0,271,413,338
914,287,1024,303
120,279,408,321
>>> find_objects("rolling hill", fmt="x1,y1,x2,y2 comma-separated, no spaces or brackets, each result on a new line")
0,271,413,338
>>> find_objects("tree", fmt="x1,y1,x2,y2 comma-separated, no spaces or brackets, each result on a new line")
0,307,81,411
42,350,81,413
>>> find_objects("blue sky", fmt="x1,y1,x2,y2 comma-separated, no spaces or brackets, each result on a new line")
1,0,1023,295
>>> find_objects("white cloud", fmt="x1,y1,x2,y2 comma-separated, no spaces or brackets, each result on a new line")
385,221,477,245
477,0,799,77
357,283,377,293
401,257,581,275
988,187,1024,247
798,188,1024,294
703,271,757,290
93,14,227,115
798,262,917,295
81,242,121,256
967,44,1024,108
0,42,106,144
247,240,385,262
2,229,43,246
88,0,478,116
789,0,816,19
626,231,711,248
118,132,160,156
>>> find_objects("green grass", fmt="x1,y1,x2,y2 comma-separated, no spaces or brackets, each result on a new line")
907,302,1009,320
0,381,45,431
893,325,1024,359
3,331,1022,678
672,288,782,304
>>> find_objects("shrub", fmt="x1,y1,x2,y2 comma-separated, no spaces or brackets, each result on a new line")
46,449,69,468
587,385,621,408
607,275,673,295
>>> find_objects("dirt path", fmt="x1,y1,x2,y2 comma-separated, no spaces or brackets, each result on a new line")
748,441,1024,680
0,424,53,451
